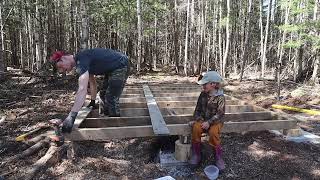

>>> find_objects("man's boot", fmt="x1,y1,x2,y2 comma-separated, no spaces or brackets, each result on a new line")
189,142,201,165
215,145,225,171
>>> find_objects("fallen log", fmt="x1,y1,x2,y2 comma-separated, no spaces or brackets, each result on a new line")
24,135,46,146
22,144,67,180
1,137,50,167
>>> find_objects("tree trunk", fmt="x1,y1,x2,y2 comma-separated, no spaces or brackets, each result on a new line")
137,0,142,72
153,13,157,71
311,0,319,84
35,0,41,70
80,0,88,50
196,0,206,75
0,3,4,78
259,0,264,77
183,0,190,76
278,0,291,79
240,0,253,82
173,0,179,74
261,0,273,79
222,0,230,78
218,0,223,74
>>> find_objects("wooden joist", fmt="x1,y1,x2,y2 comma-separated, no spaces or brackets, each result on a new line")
67,119,297,141
88,105,264,117
67,84,299,141
73,107,92,129
142,85,170,135
119,100,240,108
122,88,201,94
119,96,199,103
80,112,273,128
121,92,201,98
119,95,232,103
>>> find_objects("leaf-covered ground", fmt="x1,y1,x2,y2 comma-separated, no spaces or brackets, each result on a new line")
1,71,320,179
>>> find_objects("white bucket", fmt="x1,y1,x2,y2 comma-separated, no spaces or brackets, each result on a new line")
204,165,219,180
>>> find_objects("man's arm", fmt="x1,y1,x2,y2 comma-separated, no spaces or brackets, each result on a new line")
71,71,89,112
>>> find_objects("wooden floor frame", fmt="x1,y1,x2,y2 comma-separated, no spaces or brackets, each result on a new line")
66,83,298,141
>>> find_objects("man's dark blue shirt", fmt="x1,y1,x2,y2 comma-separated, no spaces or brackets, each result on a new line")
75,48,128,75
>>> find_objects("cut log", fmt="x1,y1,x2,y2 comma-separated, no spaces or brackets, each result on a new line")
1,137,50,167
22,144,67,180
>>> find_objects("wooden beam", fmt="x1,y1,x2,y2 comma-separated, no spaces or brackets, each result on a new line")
142,85,170,135
119,96,232,103
67,119,297,140
88,105,261,117
121,94,145,98
125,84,200,89
73,107,92,129
122,88,201,95
80,111,273,128
121,92,202,98
153,92,201,97
119,100,240,108
122,87,201,93
119,96,198,103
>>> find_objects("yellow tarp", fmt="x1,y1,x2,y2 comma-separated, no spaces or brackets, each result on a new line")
272,104,320,116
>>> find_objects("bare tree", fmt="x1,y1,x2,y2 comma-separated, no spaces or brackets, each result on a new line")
222,0,230,78
183,0,190,76
80,0,88,50
136,0,143,72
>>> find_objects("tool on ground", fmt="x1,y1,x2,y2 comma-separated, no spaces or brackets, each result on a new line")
48,119,65,146
15,125,49,142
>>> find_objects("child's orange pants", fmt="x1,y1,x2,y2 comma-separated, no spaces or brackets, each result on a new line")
191,121,223,147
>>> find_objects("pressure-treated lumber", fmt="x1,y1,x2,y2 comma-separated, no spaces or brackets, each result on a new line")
119,96,232,103
142,85,170,135
122,88,201,94
119,100,240,108
81,111,273,128
121,92,201,98
88,105,263,117
73,106,92,129
67,119,297,141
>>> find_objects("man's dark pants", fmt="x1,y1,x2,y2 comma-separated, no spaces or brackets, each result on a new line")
99,66,128,117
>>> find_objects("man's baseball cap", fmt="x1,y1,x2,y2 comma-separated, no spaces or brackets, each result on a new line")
197,71,223,85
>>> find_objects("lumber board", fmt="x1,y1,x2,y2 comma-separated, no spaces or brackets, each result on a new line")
122,88,201,94
119,96,198,103
88,105,262,117
119,100,240,108
142,84,170,135
121,92,201,98
121,94,145,98
80,111,273,128
152,92,201,97
67,119,297,140
125,84,200,89
119,95,232,103
74,107,92,129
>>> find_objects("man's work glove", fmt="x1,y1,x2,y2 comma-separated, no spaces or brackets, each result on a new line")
61,111,78,133
86,99,98,109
